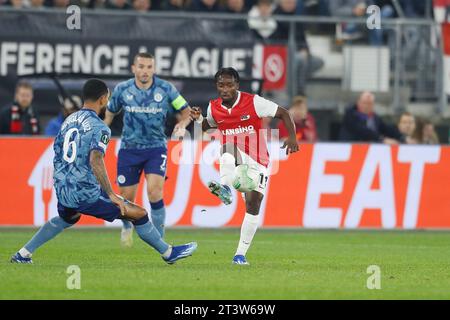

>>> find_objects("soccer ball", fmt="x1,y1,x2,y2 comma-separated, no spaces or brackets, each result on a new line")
232,164,258,192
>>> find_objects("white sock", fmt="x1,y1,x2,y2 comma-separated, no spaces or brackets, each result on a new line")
19,247,32,258
236,213,259,256
162,246,172,259
220,153,236,186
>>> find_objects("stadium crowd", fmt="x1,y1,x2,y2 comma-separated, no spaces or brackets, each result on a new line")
0,0,432,19
0,0,441,143
0,80,441,144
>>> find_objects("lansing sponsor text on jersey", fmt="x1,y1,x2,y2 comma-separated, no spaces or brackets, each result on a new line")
124,106,163,114
221,125,256,136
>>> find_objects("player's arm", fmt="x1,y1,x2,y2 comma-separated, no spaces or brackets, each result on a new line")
172,106,193,138
274,107,299,154
104,84,123,127
104,110,115,126
90,150,127,215
168,83,192,132
189,106,216,132
253,94,299,155
176,106,192,128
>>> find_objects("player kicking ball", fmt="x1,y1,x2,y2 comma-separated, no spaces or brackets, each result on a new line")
190,68,298,265
11,79,197,264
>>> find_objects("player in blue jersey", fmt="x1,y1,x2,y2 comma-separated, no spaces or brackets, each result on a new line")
104,52,192,247
10,79,197,264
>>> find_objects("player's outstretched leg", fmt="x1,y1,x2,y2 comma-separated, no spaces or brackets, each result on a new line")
150,200,166,238
124,202,197,264
119,186,138,248
121,220,134,248
208,143,244,205
11,214,79,264
208,180,233,205
232,191,264,266
146,174,167,238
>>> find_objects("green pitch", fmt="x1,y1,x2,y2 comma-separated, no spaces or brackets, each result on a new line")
1,228,450,299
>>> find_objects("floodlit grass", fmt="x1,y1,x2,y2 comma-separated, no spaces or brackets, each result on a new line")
1,228,450,299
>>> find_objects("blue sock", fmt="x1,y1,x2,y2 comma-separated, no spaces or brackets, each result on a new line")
122,219,133,230
134,220,169,254
150,200,166,238
24,216,73,253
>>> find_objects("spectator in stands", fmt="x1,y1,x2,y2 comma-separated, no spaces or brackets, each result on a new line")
189,0,223,12
6,0,24,8
29,0,45,8
52,0,69,8
399,0,432,18
397,111,418,144
132,0,150,11
224,0,247,13
161,0,186,10
278,96,318,142
247,0,277,40
329,0,394,46
0,81,40,135
304,0,330,16
44,95,81,136
339,91,403,144
372,0,396,44
271,0,324,95
421,121,440,144
223,0,249,30
105,0,131,9
87,0,107,9
414,119,440,144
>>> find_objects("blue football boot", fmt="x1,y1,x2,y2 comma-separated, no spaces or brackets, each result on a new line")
10,252,33,264
163,242,198,264
232,255,249,265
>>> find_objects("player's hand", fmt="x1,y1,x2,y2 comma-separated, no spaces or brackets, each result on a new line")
190,107,202,121
109,193,128,216
281,137,299,155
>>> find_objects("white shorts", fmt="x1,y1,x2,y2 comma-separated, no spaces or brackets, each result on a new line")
237,148,269,196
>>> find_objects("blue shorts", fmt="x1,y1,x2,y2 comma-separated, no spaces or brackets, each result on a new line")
117,147,167,187
57,191,128,223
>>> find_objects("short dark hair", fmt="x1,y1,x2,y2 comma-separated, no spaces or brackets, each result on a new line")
82,79,109,102
257,0,272,6
15,80,33,92
400,111,413,118
214,67,240,83
133,52,155,63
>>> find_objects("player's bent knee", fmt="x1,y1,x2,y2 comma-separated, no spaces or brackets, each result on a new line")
61,213,81,225
133,214,149,226
148,189,163,202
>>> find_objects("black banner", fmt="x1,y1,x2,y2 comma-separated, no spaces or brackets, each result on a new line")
0,10,261,117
